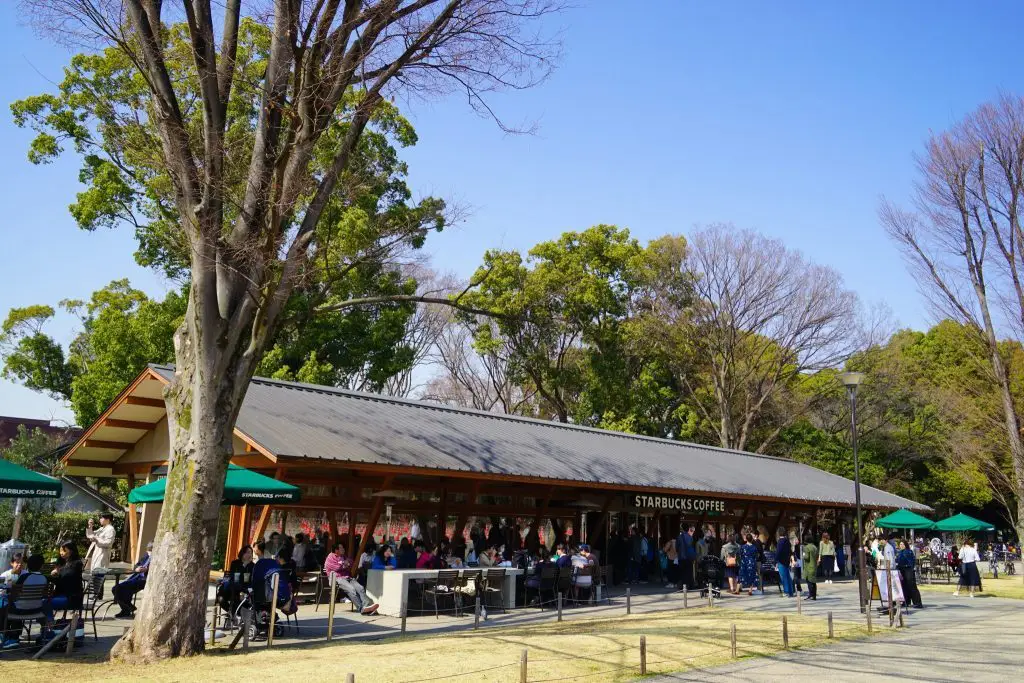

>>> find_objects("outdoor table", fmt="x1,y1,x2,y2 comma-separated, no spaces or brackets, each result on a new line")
366,567,523,617
84,567,133,586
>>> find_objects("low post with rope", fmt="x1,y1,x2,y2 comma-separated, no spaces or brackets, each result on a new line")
782,615,789,649
828,611,834,638
730,624,737,658
267,572,280,648
626,587,631,615
640,635,647,674
327,572,337,641
474,597,481,629
520,649,528,683
557,591,563,621
683,584,687,609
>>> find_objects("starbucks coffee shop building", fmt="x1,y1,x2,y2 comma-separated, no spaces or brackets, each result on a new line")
59,365,929,566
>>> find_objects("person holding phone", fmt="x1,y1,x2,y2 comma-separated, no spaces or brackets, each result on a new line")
85,513,116,571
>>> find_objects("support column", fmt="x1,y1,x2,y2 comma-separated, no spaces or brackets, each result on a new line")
355,477,393,560
251,505,273,545
127,471,139,563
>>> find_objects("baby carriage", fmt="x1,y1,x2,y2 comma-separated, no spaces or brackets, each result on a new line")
234,558,290,641
697,555,723,599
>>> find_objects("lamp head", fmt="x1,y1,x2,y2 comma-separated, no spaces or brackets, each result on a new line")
838,371,866,391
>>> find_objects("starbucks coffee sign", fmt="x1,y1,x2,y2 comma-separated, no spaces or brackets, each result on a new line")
628,494,727,513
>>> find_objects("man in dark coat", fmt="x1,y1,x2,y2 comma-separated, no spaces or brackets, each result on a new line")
775,529,795,597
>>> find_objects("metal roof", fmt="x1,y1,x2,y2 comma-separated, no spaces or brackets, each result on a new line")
151,365,929,511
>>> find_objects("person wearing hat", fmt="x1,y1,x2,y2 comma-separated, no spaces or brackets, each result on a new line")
113,542,152,618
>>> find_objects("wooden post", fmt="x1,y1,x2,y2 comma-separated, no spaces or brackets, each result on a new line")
886,560,895,626
708,583,713,608
355,477,393,560
520,649,528,683
251,505,273,545
782,616,789,649
242,607,251,650
828,611,834,638
474,597,481,629
683,585,688,609
268,572,280,647
640,635,647,674
224,505,241,570
730,624,737,658
31,613,76,659
327,572,337,641
127,471,139,563
347,674,355,683
557,591,563,621
626,587,631,615
65,611,78,655
211,603,219,645
866,606,873,634
797,588,802,614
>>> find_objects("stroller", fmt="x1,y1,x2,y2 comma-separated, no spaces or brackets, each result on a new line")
697,555,723,600
234,558,289,641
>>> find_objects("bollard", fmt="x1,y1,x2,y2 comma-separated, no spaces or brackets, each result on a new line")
65,611,79,655
268,572,280,648
827,611,833,639
730,624,737,658
708,583,713,608
626,587,631,615
347,674,355,683
640,635,647,675
520,649,528,683
327,572,337,641
796,589,802,614
866,606,873,634
683,584,688,609
242,607,252,651
211,603,219,645
557,592,563,622
898,608,905,629
474,597,481,629
782,616,789,649
401,611,408,634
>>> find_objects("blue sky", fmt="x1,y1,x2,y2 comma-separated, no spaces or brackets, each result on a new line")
2,1,1024,423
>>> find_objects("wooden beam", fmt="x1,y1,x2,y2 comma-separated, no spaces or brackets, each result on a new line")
453,480,482,542
345,511,354,558
438,485,449,539
67,459,119,470
251,505,273,546
83,439,133,450
224,506,240,571
127,471,139,563
124,396,165,408
102,418,158,431
354,476,393,560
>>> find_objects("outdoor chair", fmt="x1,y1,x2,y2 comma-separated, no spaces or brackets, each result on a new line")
554,565,573,603
482,568,508,614
81,573,109,641
525,565,556,608
457,570,482,616
570,565,594,605
1,581,50,648
421,569,459,618
598,564,612,601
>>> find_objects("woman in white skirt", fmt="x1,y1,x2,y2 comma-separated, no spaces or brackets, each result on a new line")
954,539,982,597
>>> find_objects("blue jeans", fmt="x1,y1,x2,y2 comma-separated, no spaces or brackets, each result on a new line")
777,563,794,596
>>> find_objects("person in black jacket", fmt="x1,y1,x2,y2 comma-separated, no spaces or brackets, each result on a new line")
775,530,795,597
49,541,85,615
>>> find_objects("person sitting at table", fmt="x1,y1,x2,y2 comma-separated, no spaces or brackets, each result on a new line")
554,543,573,569
113,543,152,618
49,541,84,623
218,545,255,616
372,545,397,570
525,547,552,592
1,553,26,583
2,554,51,648
277,545,299,595
359,540,377,571
571,545,595,595
292,533,309,571
416,544,443,570
397,538,417,569
251,554,297,616
477,547,495,567
324,543,379,615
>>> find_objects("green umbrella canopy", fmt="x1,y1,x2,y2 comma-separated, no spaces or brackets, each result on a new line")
128,464,300,505
934,512,995,532
0,458,62,499
875,508,935,530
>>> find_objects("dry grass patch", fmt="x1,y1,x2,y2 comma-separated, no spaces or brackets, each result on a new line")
918,574,1024,600
13,608,871,682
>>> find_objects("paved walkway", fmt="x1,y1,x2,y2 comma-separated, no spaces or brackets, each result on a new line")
654,582,1024,682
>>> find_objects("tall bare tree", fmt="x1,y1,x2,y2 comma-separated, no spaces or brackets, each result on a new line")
21,0,558,661
650,224,863,452
883,94,1024,541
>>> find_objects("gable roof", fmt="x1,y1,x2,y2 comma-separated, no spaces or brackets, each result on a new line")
146,365,928,511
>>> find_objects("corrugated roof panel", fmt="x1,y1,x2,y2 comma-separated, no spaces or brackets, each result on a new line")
149,365,929,511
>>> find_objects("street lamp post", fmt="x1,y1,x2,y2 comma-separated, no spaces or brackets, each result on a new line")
839,371,867,613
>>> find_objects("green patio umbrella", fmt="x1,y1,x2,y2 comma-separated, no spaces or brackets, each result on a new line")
934,512,994,532
128,464,300,505
0,458,62,499
875,508,934,530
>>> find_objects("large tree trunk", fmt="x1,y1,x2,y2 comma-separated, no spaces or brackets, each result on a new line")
112,291,252,661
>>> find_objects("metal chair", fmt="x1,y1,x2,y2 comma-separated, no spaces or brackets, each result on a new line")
525,565,556,608
570,565,594,605
554,565,572,604
482,568,509,614
421,569,459,618
1,581,50,646
84,573,109,641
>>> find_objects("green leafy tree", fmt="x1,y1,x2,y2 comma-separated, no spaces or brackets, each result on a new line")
16,0,556,661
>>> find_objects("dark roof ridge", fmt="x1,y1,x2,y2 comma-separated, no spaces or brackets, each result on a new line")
150,363,806,469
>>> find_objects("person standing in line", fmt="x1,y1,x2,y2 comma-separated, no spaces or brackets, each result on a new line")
662,536,678,588
739,534,759,595
801,534,819,600
721,533,741,595
85,513,117,571
775,529,795,597
677,525,696,589
626,527,643,584
818,532,835,584
954,539,982,598
791,534,803,595
895,539,923,608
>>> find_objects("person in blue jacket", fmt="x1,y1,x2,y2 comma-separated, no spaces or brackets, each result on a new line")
775,529,795,597
371,545,397,570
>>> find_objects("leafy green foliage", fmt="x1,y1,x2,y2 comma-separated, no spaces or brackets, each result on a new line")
0,425,56,470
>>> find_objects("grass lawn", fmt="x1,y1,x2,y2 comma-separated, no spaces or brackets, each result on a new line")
918,574,1024,600
13,608,870,682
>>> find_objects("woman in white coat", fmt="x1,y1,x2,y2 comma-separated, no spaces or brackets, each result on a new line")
85,513,117,571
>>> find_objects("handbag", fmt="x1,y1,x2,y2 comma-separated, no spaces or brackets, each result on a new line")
725,554,737,567
833,558,840,573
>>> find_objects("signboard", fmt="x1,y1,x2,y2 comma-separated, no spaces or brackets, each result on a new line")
627,494,727,513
